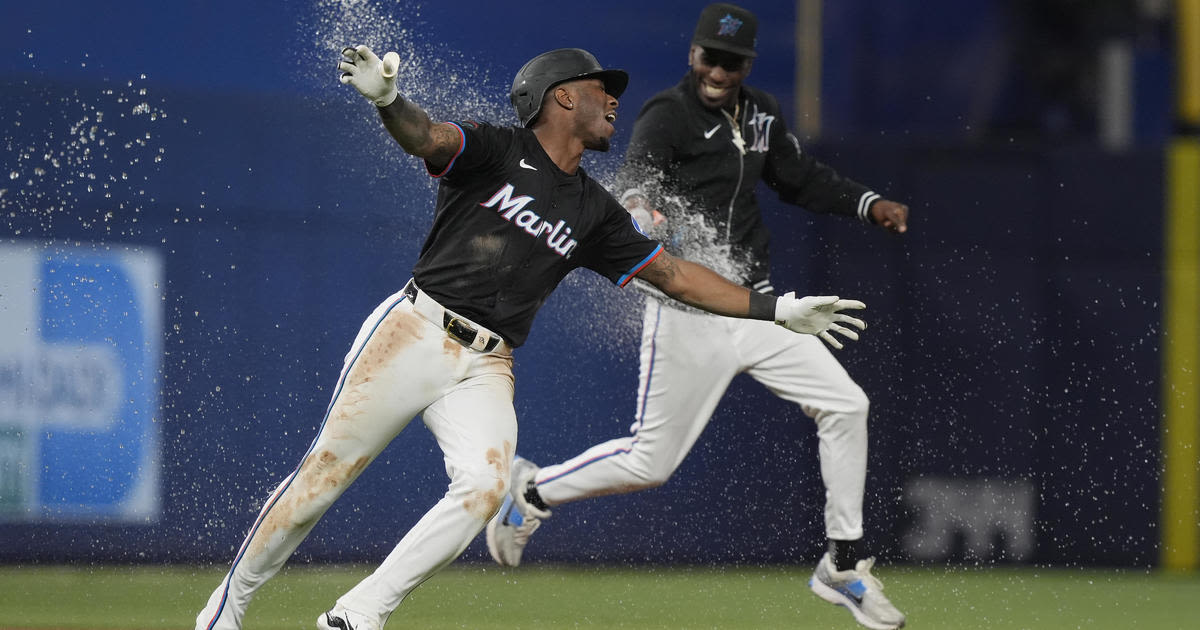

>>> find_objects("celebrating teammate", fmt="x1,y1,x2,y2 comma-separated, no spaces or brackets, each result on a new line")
485,5,909,630
194,43,869,630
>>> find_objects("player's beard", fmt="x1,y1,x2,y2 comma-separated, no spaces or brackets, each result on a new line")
584,135,611,152
575,100,613,152
582,116,613,152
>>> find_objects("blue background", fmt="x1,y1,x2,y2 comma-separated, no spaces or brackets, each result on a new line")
0,0,1171,567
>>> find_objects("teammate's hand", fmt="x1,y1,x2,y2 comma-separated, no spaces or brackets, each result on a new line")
624,194,667,235
869,199,909,234
774,292,866,349
338,45,400,107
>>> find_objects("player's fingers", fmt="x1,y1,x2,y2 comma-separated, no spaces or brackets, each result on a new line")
891,206,909,232
818,330,844,350
341,46,359,61
356,44,380,63
338,73,353,85
835,313,867,330
828,323,859,341
337,60,359,74
833,299,866,311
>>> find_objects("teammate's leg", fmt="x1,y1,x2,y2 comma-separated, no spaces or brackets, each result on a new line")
534,302,739,505
196,295,455,630
337,362,517,623
742,320,904,629
739,320,869,542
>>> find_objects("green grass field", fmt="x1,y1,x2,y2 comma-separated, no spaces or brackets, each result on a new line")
1,563,1195,629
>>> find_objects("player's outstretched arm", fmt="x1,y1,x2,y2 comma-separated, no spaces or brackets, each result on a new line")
638,251,867,349
639,251,754,317
338,45,461,167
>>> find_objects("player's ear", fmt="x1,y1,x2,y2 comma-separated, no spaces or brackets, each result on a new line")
552,85,574,111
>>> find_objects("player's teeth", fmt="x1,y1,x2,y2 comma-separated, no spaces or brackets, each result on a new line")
703,84,727,98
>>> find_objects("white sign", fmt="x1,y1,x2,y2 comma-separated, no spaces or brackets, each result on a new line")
902,476,1036,562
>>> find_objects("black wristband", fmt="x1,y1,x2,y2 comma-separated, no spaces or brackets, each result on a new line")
748,290,777,321
376,96,404,118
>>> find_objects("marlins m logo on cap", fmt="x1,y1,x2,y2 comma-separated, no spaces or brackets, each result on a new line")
717,14,743,37
692,3,758,58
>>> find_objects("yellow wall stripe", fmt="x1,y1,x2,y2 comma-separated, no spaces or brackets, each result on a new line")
1162,0,1200,572
1162,138,1200,571
1180,0,1200,124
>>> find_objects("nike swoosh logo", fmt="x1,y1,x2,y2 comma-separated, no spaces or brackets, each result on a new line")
703,124,721,139
324,613,355,630
519,158,538,171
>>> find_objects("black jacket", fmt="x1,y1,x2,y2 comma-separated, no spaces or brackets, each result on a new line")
616,73,878,293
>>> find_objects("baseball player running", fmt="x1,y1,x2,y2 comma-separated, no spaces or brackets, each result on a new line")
194,43,869,630
486,5,909,630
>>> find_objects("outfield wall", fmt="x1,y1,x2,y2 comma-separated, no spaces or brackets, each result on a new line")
0,0,1169,568
0,81,1162,567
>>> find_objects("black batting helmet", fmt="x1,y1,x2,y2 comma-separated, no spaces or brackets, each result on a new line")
510,48,629,127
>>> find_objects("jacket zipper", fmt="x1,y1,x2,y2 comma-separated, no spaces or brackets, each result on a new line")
724,100,748,241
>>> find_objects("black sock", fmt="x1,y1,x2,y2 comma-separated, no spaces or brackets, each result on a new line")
523,481,549,512
828,539,860,572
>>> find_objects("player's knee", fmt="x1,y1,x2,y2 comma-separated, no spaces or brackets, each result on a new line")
296,448,368,492
455,465,509,521
848,386,870,419
630,459,675,490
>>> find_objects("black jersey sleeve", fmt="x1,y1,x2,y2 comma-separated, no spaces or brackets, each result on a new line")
614,96,681,206
576,190,664,287
424,120,512,181
759,94,876,221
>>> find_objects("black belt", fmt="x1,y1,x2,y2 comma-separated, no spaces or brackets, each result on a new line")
403,280,504,353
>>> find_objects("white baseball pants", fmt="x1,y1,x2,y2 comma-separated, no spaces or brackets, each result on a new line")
534,299,869,541
196,289,516,629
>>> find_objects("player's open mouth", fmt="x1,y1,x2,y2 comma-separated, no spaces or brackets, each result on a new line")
701,83,730,99
604,112,617,123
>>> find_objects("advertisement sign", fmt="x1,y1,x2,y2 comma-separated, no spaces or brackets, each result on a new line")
0,242,162,522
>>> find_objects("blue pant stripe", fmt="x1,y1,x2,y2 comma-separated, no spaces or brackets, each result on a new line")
538,304,662,488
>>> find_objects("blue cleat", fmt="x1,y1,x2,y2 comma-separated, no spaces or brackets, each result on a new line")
809,552,906,630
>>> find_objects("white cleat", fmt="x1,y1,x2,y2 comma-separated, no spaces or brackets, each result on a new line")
809,552,906,630
316,604,380,630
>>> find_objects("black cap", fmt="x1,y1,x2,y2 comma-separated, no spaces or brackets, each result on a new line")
510,48,629,127
691,3,758,58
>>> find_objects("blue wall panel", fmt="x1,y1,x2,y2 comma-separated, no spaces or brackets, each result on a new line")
0,1,1164,567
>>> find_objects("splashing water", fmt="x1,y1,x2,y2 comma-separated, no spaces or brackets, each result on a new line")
0,73,173,242
306,0,508,121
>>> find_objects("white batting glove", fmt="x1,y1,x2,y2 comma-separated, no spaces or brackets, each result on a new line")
338,44,400,106
774,291,867,350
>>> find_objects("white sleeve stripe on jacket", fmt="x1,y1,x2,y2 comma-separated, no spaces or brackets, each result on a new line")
857,191,881,223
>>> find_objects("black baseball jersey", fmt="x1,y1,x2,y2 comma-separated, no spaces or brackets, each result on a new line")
617,73,878,292
411,121,663,347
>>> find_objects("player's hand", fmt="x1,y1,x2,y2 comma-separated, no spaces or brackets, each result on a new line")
774,292,866,349
869,199,909,234
624,194,667,234
338,45,400,107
